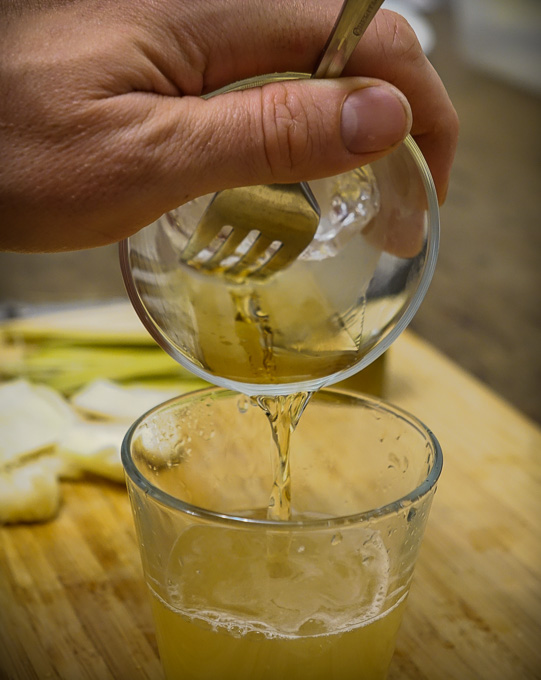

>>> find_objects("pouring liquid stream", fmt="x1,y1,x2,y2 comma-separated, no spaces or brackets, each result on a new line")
229,286,313,522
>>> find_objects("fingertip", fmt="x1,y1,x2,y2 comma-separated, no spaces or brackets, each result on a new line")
341,85,412,155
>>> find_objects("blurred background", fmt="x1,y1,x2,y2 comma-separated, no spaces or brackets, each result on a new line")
1,0,540,422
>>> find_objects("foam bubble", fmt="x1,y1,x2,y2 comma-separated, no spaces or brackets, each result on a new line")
162,525,391,639
150,587,409,642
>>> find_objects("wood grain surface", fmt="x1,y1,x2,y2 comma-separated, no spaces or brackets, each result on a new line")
1,330,540,680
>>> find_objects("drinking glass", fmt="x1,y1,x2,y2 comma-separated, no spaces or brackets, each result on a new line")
122,387,442,680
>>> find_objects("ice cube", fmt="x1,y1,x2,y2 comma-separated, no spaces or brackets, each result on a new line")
300,167,380,261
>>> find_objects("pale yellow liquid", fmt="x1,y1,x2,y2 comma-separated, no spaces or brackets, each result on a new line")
150,235,402,677
173,226,385,387
254,392,311,520
151,592,405,680
150,522,406,680
192,279,360,384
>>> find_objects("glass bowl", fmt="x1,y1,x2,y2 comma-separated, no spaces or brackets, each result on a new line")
120,74,439,396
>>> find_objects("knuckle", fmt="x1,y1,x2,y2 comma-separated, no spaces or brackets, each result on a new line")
378,9,425,68
259,84,317,180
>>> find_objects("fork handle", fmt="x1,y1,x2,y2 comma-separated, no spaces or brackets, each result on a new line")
313,0,384,79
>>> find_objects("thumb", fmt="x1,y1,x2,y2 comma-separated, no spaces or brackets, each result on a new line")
150,77,412,208
23,77,412,250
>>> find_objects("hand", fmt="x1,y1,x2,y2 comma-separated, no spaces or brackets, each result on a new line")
0,1,458,252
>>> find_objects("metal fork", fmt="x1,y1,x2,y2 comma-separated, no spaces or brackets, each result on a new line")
181,0,384,280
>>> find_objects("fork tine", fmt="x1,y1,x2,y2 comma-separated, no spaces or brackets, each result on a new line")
202,227,251,268
225,234,274,277
180,198,229,262
252,243,300,277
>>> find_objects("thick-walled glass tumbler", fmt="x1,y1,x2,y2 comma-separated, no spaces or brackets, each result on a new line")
122,388,442,680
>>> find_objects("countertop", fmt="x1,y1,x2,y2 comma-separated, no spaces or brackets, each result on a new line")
1,324,540,679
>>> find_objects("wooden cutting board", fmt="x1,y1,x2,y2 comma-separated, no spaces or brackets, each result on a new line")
1,329,540,679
